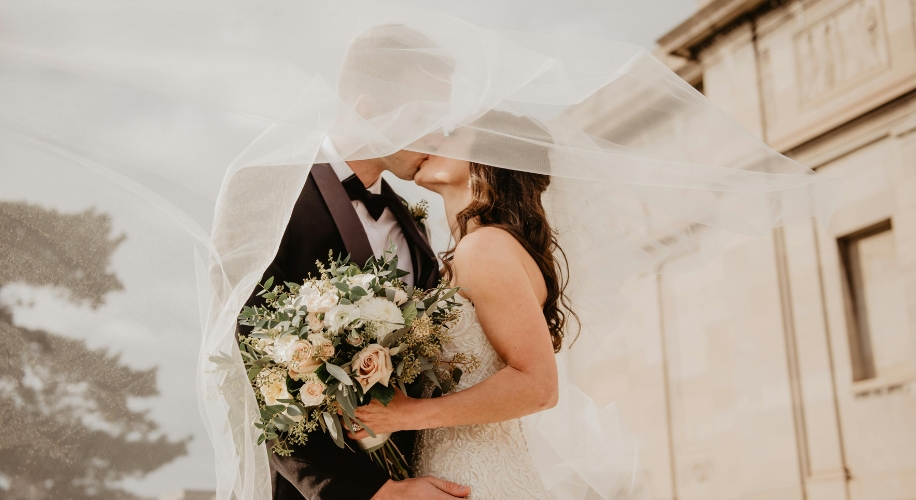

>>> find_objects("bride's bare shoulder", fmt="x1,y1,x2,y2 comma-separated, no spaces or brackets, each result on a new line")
452,226,547,304
453,226,525,262
451,227,534,282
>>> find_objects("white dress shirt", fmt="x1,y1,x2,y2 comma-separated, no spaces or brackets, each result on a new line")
326,160,415,287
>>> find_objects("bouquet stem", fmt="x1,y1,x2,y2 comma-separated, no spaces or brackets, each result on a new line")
365,437,411,480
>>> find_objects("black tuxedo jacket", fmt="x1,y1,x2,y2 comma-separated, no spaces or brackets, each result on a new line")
243,164,439,500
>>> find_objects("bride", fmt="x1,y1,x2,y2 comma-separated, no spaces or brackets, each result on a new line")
353,113,569,499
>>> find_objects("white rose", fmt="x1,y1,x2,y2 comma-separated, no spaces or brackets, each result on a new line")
269,333,300,364
298,282,319,302
351,344,393,392
306,291,339,314
392,289,409,306
299,375,326,407
325,304,361,332
348,274,377,294
358,297,404,338
306,312,324,333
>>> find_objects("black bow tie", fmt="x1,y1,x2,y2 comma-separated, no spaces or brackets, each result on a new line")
341,174,396,221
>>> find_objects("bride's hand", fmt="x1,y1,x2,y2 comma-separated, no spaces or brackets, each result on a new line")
348,388,421,439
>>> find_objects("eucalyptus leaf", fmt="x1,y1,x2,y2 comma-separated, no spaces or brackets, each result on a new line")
401,302,417,327
368,384,395,406
324,363,354,386
276,413,296,426
340,411,354,434
324,411,345,448
381,327,409,348
337,388,356,418
351,416,376,439
247,366,264,381
423,369,441,389
265,404,286,414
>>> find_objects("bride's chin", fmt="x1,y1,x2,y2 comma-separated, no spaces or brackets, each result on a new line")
413,171,437,192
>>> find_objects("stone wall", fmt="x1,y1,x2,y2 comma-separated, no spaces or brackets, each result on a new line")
575,0,916,498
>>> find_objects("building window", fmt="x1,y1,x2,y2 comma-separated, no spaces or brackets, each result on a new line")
838,220,900,382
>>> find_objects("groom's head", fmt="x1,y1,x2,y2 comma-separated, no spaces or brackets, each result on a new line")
338,23,455,180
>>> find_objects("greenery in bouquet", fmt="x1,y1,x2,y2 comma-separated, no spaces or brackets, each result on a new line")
234,247,475,479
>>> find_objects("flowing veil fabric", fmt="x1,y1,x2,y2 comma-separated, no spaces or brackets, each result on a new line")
0,1,839,498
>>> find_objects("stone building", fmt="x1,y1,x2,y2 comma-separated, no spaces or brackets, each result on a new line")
570,0,916,499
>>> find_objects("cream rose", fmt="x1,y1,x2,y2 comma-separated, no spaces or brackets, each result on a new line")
307,312,324,333
287,341,321,380
269,333,300,364
308,334,336,359
392,289,409,306
352,344,393,392
305,291,339,314
259,374,292,406
299,375,326,407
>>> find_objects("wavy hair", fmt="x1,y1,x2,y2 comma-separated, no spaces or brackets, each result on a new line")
441,111,578,352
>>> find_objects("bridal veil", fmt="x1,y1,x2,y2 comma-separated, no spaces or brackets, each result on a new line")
0,1,838,498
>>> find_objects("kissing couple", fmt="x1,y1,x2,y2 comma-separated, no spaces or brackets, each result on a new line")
243,23,571,500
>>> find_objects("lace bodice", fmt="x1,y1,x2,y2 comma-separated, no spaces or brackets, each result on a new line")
413,296,549,499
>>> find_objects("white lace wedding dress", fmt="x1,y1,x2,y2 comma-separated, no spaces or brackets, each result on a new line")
413,295,549,499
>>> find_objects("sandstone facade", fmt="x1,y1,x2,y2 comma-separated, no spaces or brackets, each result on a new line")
572,1,916,498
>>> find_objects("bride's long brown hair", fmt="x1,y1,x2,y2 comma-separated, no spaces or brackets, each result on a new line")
441,112,578,352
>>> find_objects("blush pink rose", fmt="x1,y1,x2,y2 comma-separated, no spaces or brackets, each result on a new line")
352,344,393,392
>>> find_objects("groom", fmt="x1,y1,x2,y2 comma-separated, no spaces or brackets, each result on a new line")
243,24,469,500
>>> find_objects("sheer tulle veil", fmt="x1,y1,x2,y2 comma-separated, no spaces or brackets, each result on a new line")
0,1,838,498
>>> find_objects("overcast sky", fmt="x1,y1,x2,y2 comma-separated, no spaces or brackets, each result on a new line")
384,0,697,49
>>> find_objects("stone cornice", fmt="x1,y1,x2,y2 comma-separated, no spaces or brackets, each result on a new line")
657,0,794,59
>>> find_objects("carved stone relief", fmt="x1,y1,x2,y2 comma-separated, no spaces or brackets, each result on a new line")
794,0,890,105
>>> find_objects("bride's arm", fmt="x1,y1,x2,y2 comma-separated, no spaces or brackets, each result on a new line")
353,228,559,433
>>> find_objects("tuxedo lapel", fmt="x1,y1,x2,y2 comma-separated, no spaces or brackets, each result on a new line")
310,163,375,267
381,180,439,289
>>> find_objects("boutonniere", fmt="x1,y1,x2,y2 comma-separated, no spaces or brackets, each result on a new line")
405,199,429,232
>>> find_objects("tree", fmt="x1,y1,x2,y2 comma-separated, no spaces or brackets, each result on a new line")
0,202,188,500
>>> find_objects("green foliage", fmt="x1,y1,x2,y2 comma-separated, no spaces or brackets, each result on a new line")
0,201,186,500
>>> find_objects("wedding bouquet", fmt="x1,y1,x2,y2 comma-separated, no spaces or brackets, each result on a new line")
235,247,473,479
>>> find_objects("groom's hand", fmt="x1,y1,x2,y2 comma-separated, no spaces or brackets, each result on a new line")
372,477,471,499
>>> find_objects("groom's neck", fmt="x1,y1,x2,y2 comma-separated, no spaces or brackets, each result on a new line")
346,158,385,188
